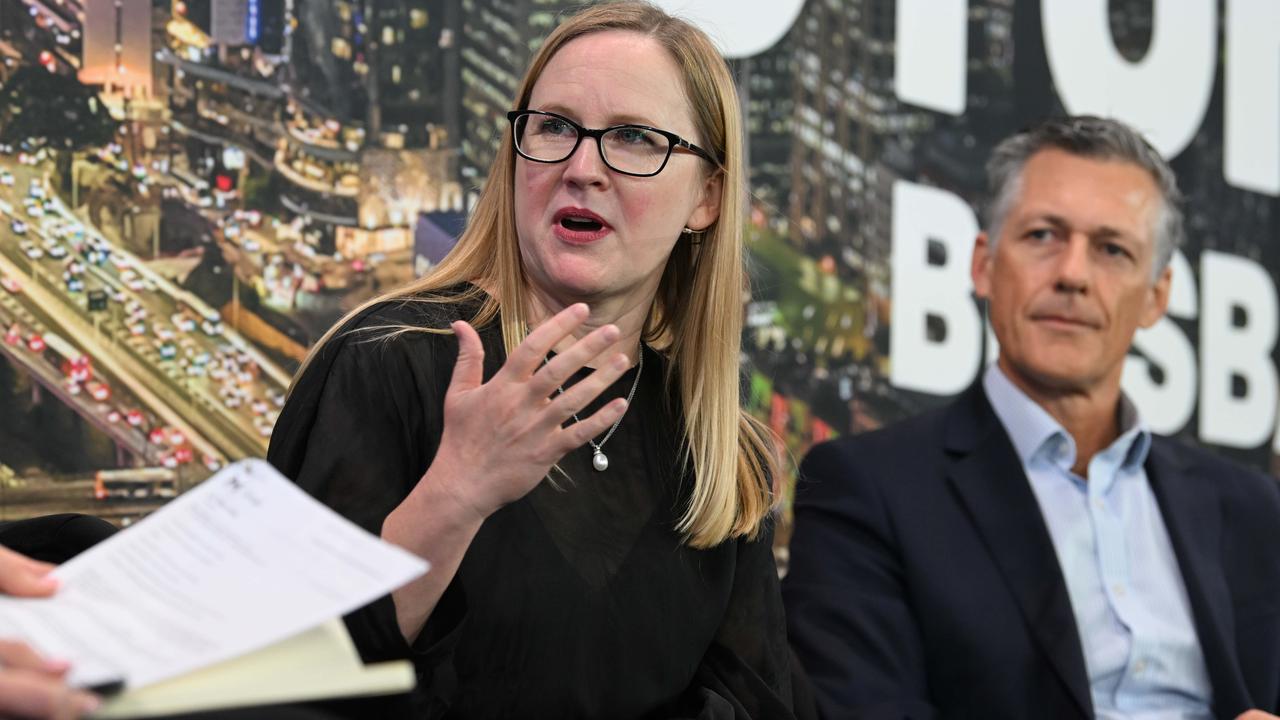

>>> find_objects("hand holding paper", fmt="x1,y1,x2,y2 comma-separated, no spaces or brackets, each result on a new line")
0,459,429,709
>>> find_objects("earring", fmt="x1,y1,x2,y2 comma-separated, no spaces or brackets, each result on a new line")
681,227,695,235
682,227,703,245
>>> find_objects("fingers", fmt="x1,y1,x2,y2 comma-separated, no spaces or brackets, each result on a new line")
500,303,590,380
543,352,631,428
446,321,485,396
0,547,57,598
0,669,101,719
0,640,69,676
528,324,621,398
559,398,629,451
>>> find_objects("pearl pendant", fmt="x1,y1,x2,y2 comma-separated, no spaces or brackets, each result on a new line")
592,450,609,472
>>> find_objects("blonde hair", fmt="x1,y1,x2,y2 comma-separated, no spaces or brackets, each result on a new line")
293,0,778,548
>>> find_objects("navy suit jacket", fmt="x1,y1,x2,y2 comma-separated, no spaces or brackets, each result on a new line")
782,383,1280,719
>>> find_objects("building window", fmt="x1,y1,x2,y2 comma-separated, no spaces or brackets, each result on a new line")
331,37,352,60
410,9,428,29
382,25,395,45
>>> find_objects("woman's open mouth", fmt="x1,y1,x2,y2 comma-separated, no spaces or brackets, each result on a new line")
552,208,612,243
561,216,603,232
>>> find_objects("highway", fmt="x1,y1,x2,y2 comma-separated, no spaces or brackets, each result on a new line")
0,153,293,469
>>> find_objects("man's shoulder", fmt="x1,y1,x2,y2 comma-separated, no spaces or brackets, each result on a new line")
1151,434,1280,501
798,400,957,499
812,399,954,460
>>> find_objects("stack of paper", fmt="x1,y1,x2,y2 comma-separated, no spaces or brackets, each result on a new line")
0,459,430,717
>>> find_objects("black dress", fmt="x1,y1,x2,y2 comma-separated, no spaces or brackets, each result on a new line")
266,287,796,719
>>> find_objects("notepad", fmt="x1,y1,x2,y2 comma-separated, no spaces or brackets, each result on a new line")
94,619,413,718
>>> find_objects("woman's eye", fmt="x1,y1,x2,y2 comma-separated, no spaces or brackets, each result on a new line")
616,128,655,145
539,119,573,136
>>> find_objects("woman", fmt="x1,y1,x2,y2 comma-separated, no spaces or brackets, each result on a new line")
268,3,796,717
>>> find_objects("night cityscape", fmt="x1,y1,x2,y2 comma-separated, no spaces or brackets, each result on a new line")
0,0,1274,532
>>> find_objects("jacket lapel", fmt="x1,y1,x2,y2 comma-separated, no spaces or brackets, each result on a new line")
1145,440,1250,717
944,385,1093,719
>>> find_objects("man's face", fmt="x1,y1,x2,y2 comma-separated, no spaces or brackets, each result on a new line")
972,148,1172,395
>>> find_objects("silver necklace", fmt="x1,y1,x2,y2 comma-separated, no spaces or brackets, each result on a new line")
554,349,643,471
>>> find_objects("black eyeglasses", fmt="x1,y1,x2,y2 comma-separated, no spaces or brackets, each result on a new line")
507,110,718,178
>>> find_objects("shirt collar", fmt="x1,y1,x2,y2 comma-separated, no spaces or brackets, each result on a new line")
982,363,1151,473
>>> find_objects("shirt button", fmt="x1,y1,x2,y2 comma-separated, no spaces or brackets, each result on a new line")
1094,498,1106,511
1134,659,1148,674
1112,584,1126,597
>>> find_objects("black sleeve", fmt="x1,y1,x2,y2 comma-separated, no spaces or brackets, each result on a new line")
266,323,466,716
782,439,936,720
667,520,805,720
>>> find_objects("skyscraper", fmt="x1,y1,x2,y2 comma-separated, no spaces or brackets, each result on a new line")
456,0,579,184
81,0,153,101
278,0,463,255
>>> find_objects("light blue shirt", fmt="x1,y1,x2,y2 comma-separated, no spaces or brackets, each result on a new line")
983,364,1213,719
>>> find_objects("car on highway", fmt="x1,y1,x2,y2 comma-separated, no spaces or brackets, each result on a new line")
0,170,14,186
63,273,84,293
171,312,196,332
11,219,27,235
86,380,110,402
4,324,21,345
18,240,41,258
0,275,20,294
120,269,145,292
252,415,273,438
219,385,244,408
125,408,144,426
26,333,44,352
44,241,66,259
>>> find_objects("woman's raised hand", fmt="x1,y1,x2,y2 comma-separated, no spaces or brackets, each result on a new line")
430,303,631,522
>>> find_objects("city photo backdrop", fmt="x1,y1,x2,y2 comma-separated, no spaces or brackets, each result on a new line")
0,0,1276,540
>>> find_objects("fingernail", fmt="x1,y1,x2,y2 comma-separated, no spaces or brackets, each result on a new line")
79,694,103,713
43,657,72,672
573,303,589,316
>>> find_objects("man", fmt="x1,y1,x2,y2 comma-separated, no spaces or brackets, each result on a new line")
783,116,1280,719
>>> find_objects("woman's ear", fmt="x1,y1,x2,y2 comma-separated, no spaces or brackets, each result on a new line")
685,170,722,232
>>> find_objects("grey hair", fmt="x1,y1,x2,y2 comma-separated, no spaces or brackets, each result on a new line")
984,115,1184,281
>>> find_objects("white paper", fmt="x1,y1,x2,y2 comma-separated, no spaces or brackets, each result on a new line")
0,459,429,689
